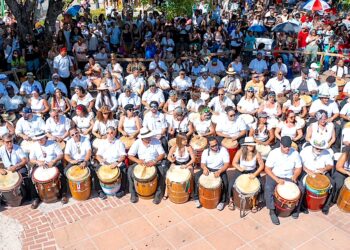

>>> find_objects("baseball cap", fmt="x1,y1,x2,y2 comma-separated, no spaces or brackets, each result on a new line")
281,136,292,147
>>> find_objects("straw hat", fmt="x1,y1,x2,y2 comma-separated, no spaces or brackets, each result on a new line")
138,127,154,139
242,137,256,146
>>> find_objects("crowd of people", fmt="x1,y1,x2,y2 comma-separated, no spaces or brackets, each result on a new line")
0,0,350,225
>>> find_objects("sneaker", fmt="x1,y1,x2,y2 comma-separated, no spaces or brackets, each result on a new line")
269,210,280,225
98,191,107,200
194,200,201,208
217,202,224,211
115,190,125,198
291,212,299,219
130,193,138,203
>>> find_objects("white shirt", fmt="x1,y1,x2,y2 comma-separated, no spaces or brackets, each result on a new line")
237,97,259,113
118,93,141,108
96,139,126,163
318,83,339,101
95,93,118,111
229,31,243,47
266,77,291,95
307,122,334,144
92,119,118,136
266,147,302,178
215,116,246,137
45,81,68,96
0,95,24,111
201,147,230,170
300,146,333,172
309,99,339,118
331,65,348,78
142,89,165,105
53,54,73,78
29,140,63,163
20,81,43,95
0,144,26,169
71,92,94,107
195,76,215,91
249,59,268,74
172,76,192,91
128,138,165,162
343,82,350,95
193,119,212,135
71,76,90,90
15,116,46,138
186,99,204,112
270,63,288,75
206,61,225,75
64,136,91,161
143,112,167,135
125,74,145,94
283,99,306,115
277,121,301,140
208,96,235,113
340,102,350,117
291,77,318,92
45,116,71,137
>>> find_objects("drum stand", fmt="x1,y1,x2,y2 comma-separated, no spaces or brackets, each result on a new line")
238,193,258,218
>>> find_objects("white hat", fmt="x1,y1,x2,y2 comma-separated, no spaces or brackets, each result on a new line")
166,47,173,52
319,89,330,98
310,63,319,69
138,127,154,139
226,68,236,75
242,137,256,146
97,83,109,90
33,131,46,140
310,138,328,150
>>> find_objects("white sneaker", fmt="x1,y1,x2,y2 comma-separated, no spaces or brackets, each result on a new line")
194,200,201,208
217,202,224,211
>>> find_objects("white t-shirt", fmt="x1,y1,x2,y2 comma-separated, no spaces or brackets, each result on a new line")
96,139,126,163
307,122,334,144
15,116,46,138
237,97,259,113
118,93,141,108
265,147,302,178
29,140,63,163
142,112,167,136
0,144,26,169
64,136,91,161
343,82,350,95
195,76,215,91
283,99,306,115
266,77,291,95
208,96,235,113
92,119,118,136
248,59,268,74
186,99,204,112
172,76,192,91
128,138,165,162
141,89,165,105
340,102,350,117
277,121,301,140
201,147,230,170
309,99,339,118
318,83,339,100
71,92,94,107
193,119,212,136
45,116,71,137
300,146,333,172
215,116,246,137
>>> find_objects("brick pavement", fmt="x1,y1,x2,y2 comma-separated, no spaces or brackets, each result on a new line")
1,192,350,250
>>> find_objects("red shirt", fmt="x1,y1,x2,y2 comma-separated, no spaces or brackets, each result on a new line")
298,31,309,48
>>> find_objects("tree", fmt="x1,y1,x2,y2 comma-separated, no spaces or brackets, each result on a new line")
159,0,196,20
4,0,73,45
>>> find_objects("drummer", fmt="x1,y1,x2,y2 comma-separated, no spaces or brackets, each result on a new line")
186,91,205,113
127,127,168,204
194,68,215,97
299,138,335,215
64,127,106,200
264,136,303,225
45,110,71,144
168,107,193,138
333,146,350,204
15,107,46,143
167,133,196,170
0,133,40,209
95,127,127,198
318,76,338,101
207,88,235,114
193,137,230,210
192,106,215,137
227,137,264,211
249,112,275,150
29,132,68,204
309,90,339,123
118,104,141,138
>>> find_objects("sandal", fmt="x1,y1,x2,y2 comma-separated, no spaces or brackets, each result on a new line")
228,200,235,211
163,195,168,200
251,206,258,213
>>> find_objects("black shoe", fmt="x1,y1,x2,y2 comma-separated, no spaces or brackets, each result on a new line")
291,212,299,219
269,210,280,225
322,207,330,215
31,198,40,209
301,208,309,214
130,193,138,203
98,191,107,200
115,190,125,198
153,196,161,205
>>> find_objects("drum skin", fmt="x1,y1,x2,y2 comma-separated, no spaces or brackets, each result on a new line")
0,171,23,207
190,137,208,165
134,166,158,199
33,168,61,203
337,180,350,213
274,183,301,217
305,174,330,212
166,167,192,204
66,166,91,201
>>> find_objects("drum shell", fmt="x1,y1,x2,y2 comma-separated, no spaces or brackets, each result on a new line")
199,184,221,209
193,148,204,165
337,184,350,213
134,172,158,199
233,188,258,210
166,175,192,204
66,167,91,201
33,168,61,203
0,174,23,207
306,190,328,211
274,189,300,217
100,176,121,195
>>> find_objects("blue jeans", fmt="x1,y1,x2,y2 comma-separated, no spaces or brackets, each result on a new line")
26,58,40,72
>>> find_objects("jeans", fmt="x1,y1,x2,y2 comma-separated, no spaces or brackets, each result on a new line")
26,58,40,72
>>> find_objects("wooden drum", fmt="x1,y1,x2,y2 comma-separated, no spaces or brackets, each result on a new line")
233,174,260,212
337,177,350,213
256,144,271,160
222,138,238,164
300,95,312,107
133,165,158,199
20,140,35,154
199,172,222,209
190,136,208,165
166,165,192,204
305,174,330,212
168,138,176,151
97,165,121,195
0,170,23,207
32,166,61,203
274,181,301,217
65,165,91,200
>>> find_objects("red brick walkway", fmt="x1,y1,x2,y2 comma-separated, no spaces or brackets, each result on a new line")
2,193,350,250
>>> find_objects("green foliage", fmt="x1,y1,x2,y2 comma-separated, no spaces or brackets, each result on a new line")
160,0,196,19
90,8,105,18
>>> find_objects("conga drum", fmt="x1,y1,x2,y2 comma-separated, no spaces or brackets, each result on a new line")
189,112,200,123
0,170,23,207
20,140,35,154
222,138,239,164
97,165,121,195
274,181,301,217
120,136,136,166
133,165,158,199
168,138,176,150
291,142,298,151
198,172,222,209
58,141,66,150
337,177,350,213
65,165,91,200
305,173,331,211
300,95,312,107
190,136,208,165
166,165,192,204
233,174,260,215
239,114,256,130
256,144,271,160
92,138,105,149
32,166,61,203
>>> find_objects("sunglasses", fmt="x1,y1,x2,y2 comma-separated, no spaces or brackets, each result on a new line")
210,144,218,148
71,132,79,136
218,94,224,96
248,90,254,93
127,108,134,111
150,105,158,109
103,112,110,115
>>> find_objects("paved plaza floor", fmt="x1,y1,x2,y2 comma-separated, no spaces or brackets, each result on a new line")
1,189,349,250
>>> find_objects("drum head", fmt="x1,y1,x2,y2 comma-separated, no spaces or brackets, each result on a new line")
306,174,330,190
97,165,120,183
168,138,177,148
235,174,260,194
199,172,221,189
190,137,208,150
33,166,59,183
345,122,350,129
120,136,135,149
166,165,191,183
0,170,21,191
222,138,238,148
133,165,156,181
256,144,271,158
240,114,255,125
189,112,200,123
276,181,300,201
300,95,312,106
345,177,350,190
66,165,90,182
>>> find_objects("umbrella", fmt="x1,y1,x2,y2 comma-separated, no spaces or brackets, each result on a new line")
272,21,301,33
303,0,330,11
66,5,81,16
248,25,267,33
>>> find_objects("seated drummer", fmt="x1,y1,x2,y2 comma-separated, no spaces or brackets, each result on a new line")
333,147,350,203
15,107,46,142
127,127,168,204
95,127,127,198
167,133,196,169
0,134,40,209
264,136,303,225
45,110,71,143
64,127,107,200
168,107,193,139
29,131,68,204
193,137,230,211
299,138,335,215
215,106,246,144
227,137,264,210
192,106,215,137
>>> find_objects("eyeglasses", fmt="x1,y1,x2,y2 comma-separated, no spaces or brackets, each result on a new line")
71,132,79,136
218,94,224,96
127,108,134,111
210,144,218,148
150,105,158,109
